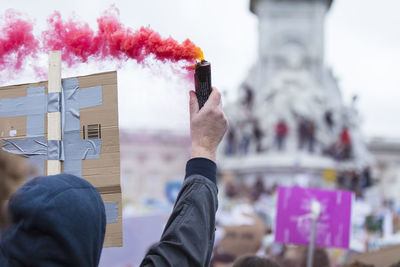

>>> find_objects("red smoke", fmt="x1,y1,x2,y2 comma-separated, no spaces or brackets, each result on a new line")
0,9,39,72
42,8,204,66
0,7,203,73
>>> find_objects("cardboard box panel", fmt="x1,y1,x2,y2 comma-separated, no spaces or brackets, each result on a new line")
0,71,122,247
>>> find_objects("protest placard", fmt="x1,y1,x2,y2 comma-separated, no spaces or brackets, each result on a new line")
275,186,352,249
0,71,122,247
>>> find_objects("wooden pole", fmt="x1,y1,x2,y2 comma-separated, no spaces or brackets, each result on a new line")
47,51,62,175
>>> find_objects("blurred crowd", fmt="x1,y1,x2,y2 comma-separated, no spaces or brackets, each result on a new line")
210,175,400,267
337,168,373,195
224,86,357,163
224,116,353,162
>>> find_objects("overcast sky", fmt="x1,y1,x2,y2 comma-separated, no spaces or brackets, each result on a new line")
1,0,399,139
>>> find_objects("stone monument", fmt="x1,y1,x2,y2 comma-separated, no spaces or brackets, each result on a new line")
220,0,371,187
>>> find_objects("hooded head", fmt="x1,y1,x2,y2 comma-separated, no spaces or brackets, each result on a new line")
0,174,106,267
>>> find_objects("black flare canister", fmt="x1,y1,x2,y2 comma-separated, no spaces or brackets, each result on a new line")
194,60,212,108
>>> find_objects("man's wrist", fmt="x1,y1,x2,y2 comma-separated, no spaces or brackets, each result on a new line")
185,158,217,185
191,145,216,162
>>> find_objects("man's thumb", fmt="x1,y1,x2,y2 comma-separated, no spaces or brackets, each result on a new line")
189,91,199,117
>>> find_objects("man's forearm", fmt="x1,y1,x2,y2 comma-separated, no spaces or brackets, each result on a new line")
140,159,218,267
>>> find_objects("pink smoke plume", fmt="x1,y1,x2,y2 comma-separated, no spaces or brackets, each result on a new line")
0,9,39,72
0,7,204,75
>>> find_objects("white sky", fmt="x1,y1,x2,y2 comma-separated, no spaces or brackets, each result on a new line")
1,0,399,139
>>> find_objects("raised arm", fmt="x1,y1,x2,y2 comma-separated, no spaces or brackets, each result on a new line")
140,87,228,267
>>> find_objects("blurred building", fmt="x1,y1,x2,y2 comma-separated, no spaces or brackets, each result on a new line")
368,138,400,208
220,0,372,187
120,130,191,205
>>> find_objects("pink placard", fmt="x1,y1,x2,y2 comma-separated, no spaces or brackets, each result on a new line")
275,186,353,249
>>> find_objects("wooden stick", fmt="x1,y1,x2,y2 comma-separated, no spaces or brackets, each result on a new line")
47,51,62,175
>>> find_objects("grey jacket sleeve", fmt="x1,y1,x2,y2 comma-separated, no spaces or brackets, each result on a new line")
140,175,218,267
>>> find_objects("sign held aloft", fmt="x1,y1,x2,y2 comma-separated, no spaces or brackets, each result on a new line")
275,186,353,249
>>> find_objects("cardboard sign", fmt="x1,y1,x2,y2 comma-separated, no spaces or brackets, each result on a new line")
0,71,122,247
351,244,400,267
275,186,352,249
218,213,265,257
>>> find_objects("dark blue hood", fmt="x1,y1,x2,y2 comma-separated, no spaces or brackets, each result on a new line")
0,174,106,267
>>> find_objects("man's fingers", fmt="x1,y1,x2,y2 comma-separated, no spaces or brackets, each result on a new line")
189,90,199,118
204,87,222,108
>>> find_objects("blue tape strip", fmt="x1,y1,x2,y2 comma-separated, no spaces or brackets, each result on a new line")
78,86,103,109
47,92,61,112
26,87,46,138
26,87,46,176
2,137,47,158
63,160,82,177
104,202,118,223
47,140,61,160
2,139,61,159
61,78,102,177
0,94,46,118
